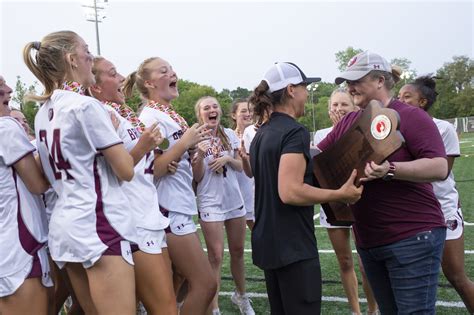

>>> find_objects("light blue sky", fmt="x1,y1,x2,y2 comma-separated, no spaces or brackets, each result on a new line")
1,0,472,99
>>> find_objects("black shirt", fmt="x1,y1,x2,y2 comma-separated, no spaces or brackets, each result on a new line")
250,112,319,270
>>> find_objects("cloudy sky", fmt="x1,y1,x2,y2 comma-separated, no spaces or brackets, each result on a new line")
1,0,472,97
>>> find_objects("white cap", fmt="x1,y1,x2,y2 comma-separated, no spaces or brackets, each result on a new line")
263,62,321,93
335,51,391,85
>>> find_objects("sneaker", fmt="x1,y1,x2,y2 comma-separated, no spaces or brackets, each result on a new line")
231,290,255,315
136,302,147,315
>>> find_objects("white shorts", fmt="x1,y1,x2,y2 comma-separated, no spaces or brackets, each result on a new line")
319,207,352,229
0,259,33,298
166,212,197,236
0,247,52,297
199,206,246,223
445,208,464,241
245,209,255,222
135,228,167,254
55,240,134,269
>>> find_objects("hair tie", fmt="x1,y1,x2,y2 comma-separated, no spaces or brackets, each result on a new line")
33,41,41,50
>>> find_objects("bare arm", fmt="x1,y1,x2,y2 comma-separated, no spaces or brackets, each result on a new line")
360,157,448,183
191,141,209,183
129,122,163,166
101,144,135,181
14,153,50,194
238,139,253,177
278,153,362,206
227,149,243,172
447,156,455,173
208,150,243,173
153,124,210,179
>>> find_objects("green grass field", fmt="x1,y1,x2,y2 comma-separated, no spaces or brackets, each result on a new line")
211,132,474,314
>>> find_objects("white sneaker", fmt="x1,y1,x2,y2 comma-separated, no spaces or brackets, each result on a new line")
136,302,147,315
231,290,255,315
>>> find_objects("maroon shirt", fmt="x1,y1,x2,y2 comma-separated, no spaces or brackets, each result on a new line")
318,99,446,248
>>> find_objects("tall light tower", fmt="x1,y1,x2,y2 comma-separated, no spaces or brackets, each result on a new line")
308,83,319,132
82,0,108,55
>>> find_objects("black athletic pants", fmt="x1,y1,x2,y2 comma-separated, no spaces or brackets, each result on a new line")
264,257,322,315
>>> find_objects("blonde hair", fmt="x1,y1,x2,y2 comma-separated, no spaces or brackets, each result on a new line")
91,56,106,84
328,87,354,109
194,96,231,151
123,57,160,100
23,30,80,102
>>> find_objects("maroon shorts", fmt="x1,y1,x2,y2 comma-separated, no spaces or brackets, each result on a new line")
26,253,42,279
102,237,123,256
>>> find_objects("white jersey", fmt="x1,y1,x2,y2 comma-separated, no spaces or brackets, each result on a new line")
432,118,460,219
233,129,254,216
196,128,244,213
242,124,257,155
30,139,57,225
105,104,169,230
34,90,136,264
0,117,43,277
139,106,197,215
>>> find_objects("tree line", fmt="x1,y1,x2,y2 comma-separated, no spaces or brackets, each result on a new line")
14,47,473,133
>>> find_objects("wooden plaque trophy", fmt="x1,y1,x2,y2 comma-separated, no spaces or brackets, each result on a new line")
313,100,404,226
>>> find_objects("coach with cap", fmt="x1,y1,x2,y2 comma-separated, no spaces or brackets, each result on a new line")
248,62,363,314
317,51,448,314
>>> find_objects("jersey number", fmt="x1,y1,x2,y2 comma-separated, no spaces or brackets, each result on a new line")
39,129,74,180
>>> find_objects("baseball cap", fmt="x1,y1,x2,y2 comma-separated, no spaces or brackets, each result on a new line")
335,51,391,85
263,62,321,93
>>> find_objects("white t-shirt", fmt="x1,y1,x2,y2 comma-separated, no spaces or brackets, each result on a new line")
242,124,257,155
233,129,254,215
35,90,136,264
0,117,41,276
139,106,197,215
313,126,333,147
432,118,460,219
196,128,244,213
105,105,170,230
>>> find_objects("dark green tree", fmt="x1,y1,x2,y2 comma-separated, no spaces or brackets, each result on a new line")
230,87,252,100
335,47,363,71
12,76,40,131
431,56,474,118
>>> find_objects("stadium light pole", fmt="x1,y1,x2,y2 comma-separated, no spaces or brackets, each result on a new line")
400,70,413,84
82,0,108,55
308,83,319,132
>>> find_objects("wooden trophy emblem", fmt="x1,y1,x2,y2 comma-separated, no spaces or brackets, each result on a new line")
313,100,404,226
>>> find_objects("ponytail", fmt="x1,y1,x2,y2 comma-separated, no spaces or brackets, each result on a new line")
123,71,138,99
23,31,79,103
248,80,273,126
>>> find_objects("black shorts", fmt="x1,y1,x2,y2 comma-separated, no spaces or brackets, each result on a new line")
264,257,322,315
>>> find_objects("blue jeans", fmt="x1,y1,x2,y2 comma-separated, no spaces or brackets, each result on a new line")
357,227,446,315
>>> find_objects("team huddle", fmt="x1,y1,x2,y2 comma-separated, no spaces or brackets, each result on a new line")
0,30,473,315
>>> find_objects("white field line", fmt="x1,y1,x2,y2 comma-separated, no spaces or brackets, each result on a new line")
219,291,467,308
197,223,474,254
205,248,474,254
197,221,474,230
